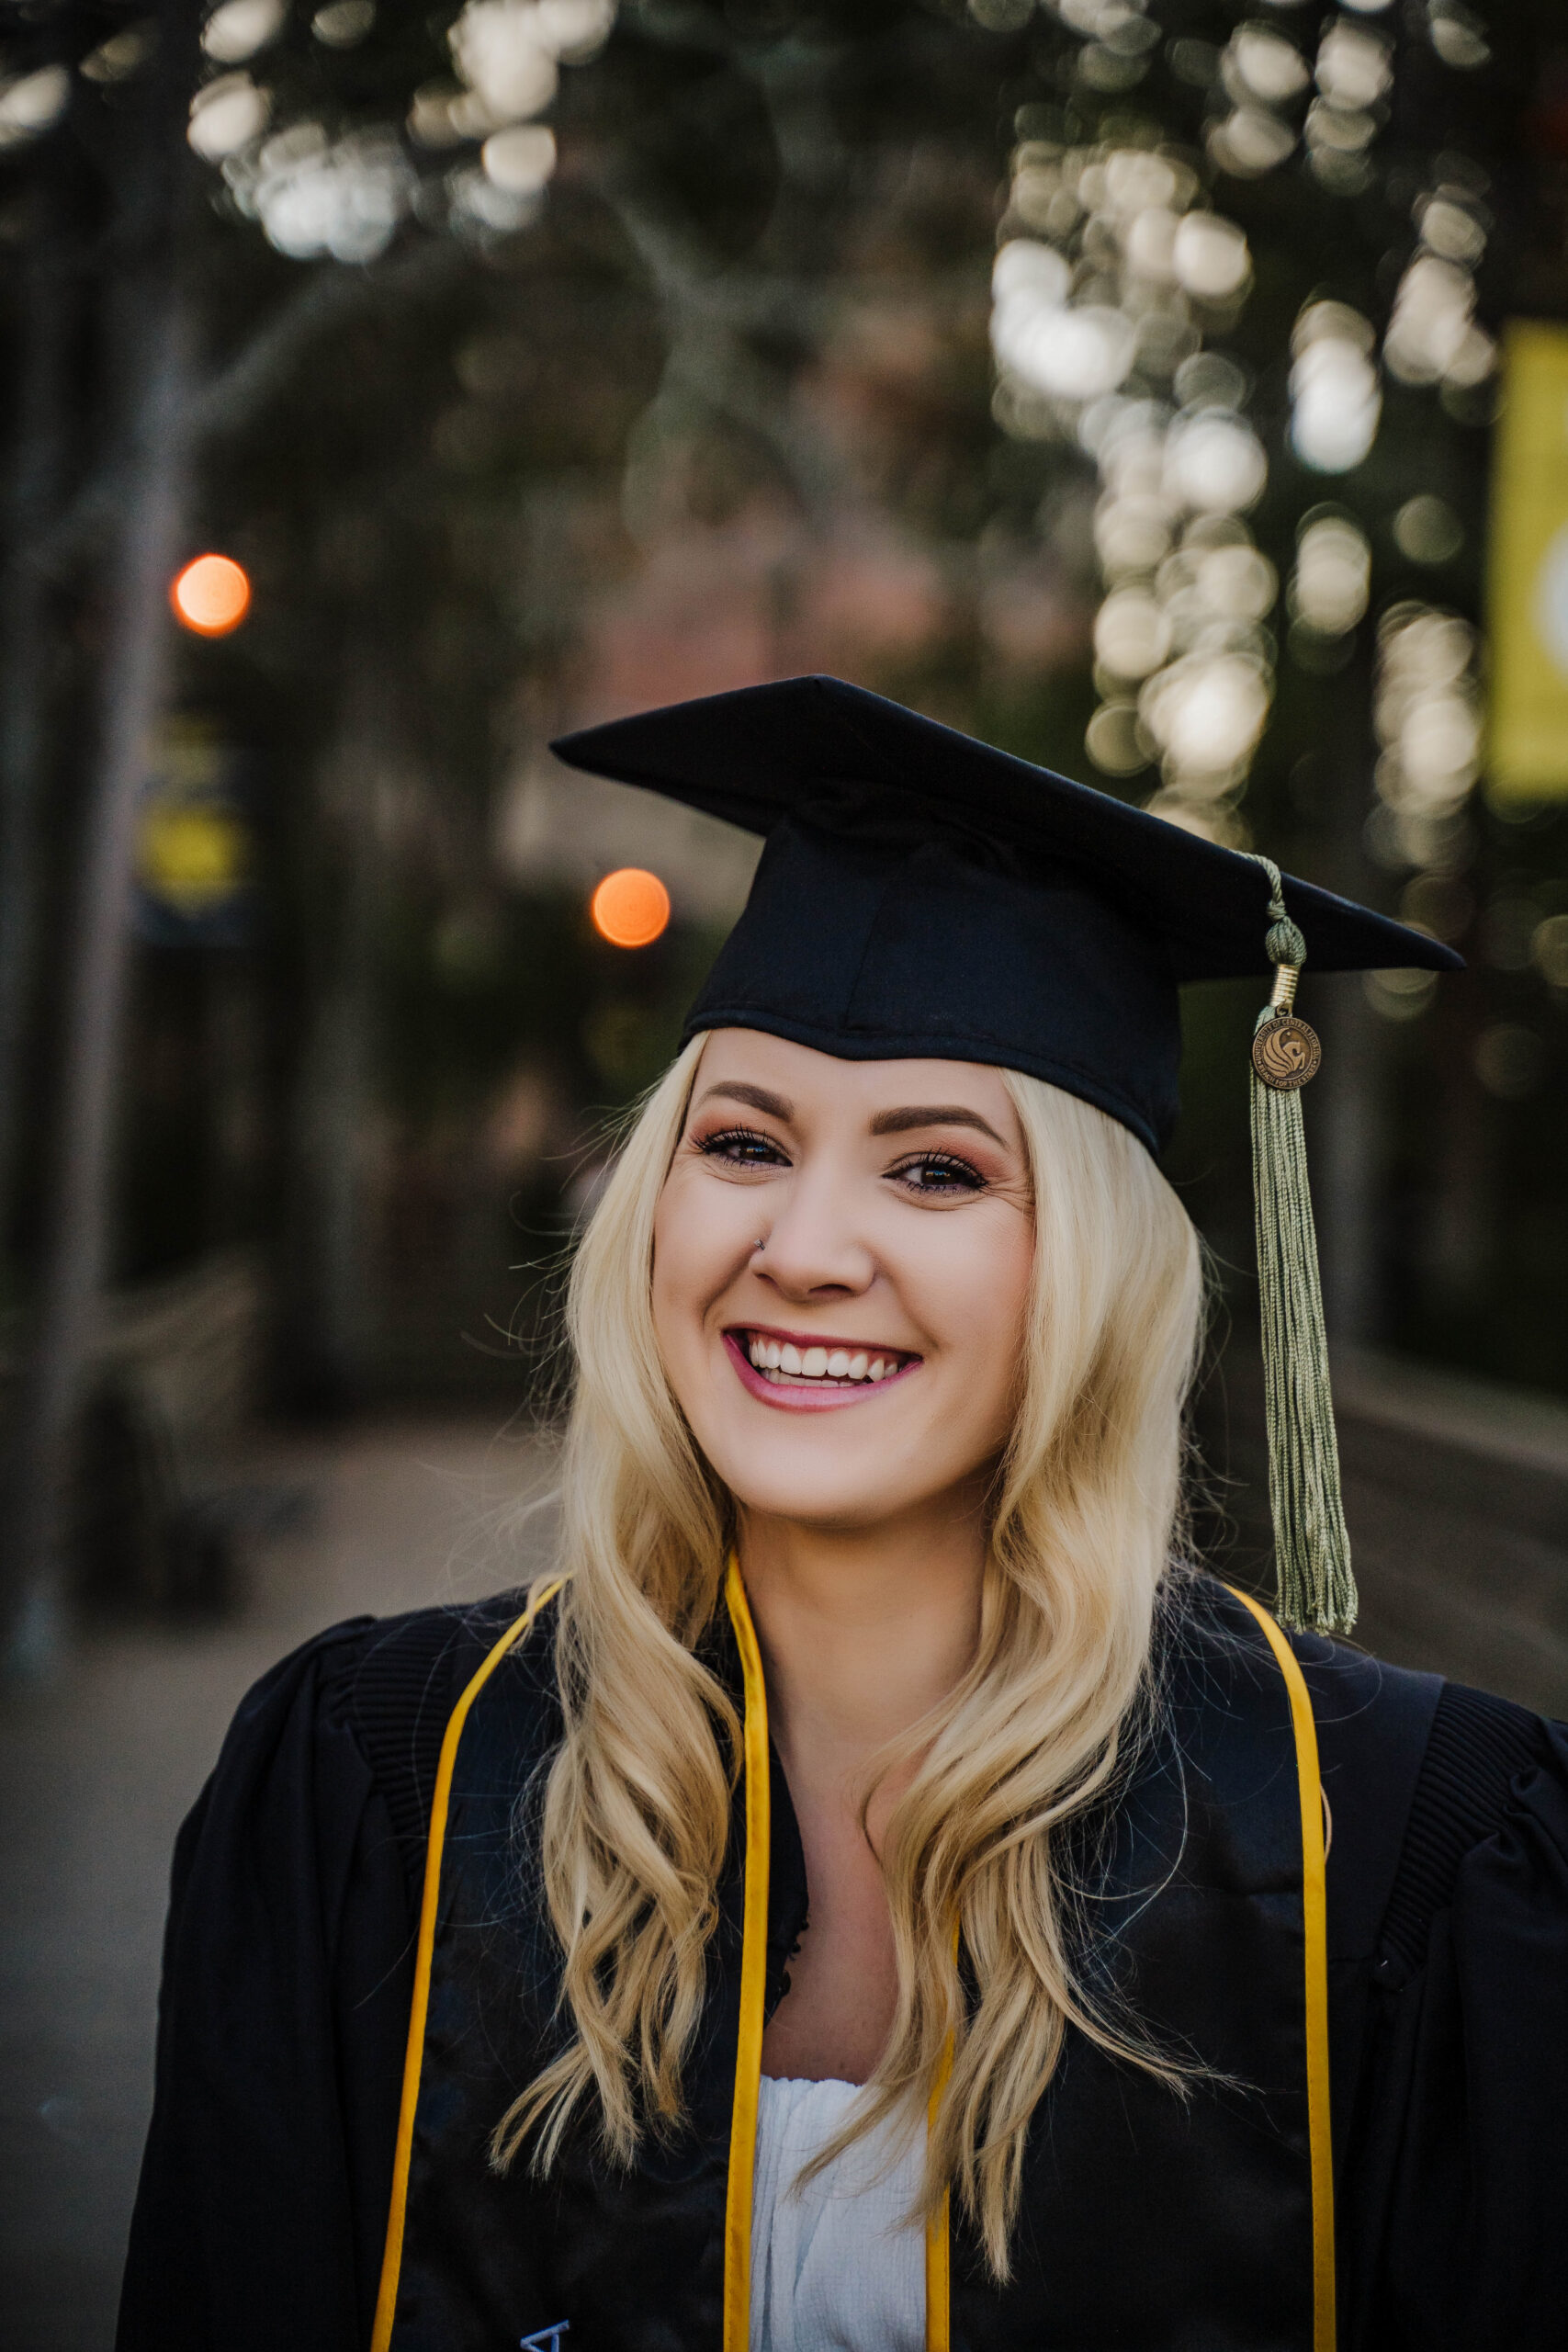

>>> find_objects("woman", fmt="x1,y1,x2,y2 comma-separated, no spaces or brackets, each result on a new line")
119,679,1568,2352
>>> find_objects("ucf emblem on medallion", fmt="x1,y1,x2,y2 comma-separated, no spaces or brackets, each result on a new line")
1251,1012,1322,1091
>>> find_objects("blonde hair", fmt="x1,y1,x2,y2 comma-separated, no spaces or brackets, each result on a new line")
494,1035,1207,2277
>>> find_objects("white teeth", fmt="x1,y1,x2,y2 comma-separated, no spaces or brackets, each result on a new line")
743,1334,908,1385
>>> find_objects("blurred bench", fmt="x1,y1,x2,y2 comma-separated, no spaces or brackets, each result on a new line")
1199,1346,1568,1718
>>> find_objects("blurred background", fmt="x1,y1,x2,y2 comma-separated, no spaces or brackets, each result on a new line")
2,0,1567,2339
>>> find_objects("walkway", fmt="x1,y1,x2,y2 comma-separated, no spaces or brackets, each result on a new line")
0,1417,556,2352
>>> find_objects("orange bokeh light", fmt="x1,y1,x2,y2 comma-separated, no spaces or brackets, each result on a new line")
170,553,252,637
591,867,671,948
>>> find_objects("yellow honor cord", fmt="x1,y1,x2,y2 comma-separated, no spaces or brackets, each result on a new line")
374,1571,1331,2352
923,1931,957,2352
1224,1584,1338,2352
722,1555,773,2352
369,1578,567,2352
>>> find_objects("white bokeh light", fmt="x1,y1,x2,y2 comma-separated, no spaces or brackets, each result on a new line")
1141,650,1272,785
1290,303,1382,472
1384,254,1477,385
1207,106,1297,178
0,65,70,146
1164,411,1268,514
1314,21,1392,108
992,237,1072,306
994,293,1135,403
1094,587,1171,680
991,138,1288,831
1226,25,1311,105
1372,606,1483,872
449,0,560,126
480,121,556,194
1291,514,1371,635
1172,211,1251,301
227,124,414,260
188,74,271,160
202,0,287,65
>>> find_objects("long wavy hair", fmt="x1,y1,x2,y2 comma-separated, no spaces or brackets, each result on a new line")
492,1034,1207,2278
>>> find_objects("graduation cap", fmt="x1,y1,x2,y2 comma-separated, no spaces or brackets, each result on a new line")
554,675,1461,1634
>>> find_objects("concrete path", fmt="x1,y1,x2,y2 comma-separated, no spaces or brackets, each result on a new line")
0,1417,556,2352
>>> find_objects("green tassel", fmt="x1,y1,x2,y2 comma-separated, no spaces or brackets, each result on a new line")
1245,856,1357,1636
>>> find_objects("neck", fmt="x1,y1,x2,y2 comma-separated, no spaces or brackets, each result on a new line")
735,1487,987,1781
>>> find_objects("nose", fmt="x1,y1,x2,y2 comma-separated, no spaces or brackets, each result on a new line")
752,1163,875,1303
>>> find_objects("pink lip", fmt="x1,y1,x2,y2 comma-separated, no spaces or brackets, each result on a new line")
721,1329,920,1414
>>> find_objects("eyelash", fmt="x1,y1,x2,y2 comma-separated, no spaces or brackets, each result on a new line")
695,1128,987,1195
889,1149,986,1194
697,1125,784,1169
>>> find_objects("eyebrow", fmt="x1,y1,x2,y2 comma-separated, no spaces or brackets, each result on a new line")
694,1082,794,1119
694,1082,1008,1149
869,1104,1009,1146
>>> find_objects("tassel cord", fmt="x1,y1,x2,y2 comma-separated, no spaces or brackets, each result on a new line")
1246,859,1358,1636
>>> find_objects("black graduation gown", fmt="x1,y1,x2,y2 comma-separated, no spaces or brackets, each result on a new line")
117,1578,1568,2352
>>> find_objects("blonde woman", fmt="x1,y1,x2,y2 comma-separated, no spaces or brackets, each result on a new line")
120,682,1567,2352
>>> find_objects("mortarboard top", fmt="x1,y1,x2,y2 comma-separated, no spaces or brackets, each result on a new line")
553,675,1459,1159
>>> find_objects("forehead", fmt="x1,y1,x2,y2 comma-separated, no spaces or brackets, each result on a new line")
690,1028,1023,1136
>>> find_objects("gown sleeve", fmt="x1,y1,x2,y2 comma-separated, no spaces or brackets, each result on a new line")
116,1619,418,2352
1337,1690,1568,2351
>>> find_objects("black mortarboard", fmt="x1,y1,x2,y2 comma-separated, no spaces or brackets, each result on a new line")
557,673,1465,1643
553,673,1458,1159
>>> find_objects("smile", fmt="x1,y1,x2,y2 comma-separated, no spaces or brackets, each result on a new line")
722,1327,920,1413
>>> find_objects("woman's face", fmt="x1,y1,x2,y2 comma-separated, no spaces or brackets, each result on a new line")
651,1030,1035,1533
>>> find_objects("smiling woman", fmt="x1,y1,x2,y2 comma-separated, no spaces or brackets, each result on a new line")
503,1023,1201,2254
119,682,1567,2352
660,1040,1037,1467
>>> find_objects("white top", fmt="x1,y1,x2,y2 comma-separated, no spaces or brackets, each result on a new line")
750,2075,926,2352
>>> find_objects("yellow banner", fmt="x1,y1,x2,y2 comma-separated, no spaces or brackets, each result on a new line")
1487,321,1568,801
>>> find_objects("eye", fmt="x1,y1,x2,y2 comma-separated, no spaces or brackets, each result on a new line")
887,1149,986,1196
696,1125,790,1170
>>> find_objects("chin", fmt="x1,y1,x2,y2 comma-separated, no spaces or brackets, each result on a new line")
698,1421,959,1534
727,1474,916,1532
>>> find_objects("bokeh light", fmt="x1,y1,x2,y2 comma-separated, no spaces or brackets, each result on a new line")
1291,513,1371,636
312,0,376,44
170,555,253,637
0,65,70,146
225,126,414,262
202,0,287,65
591,867,671,948
187,73,271,159
1290,303,1382,472
1393,494,1464,565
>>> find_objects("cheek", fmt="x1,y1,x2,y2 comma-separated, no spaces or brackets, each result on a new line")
650,1171,742,1365
921,1212,1033,1410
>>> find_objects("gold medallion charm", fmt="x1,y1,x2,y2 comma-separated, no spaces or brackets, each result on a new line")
1252,1013,1321,1091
